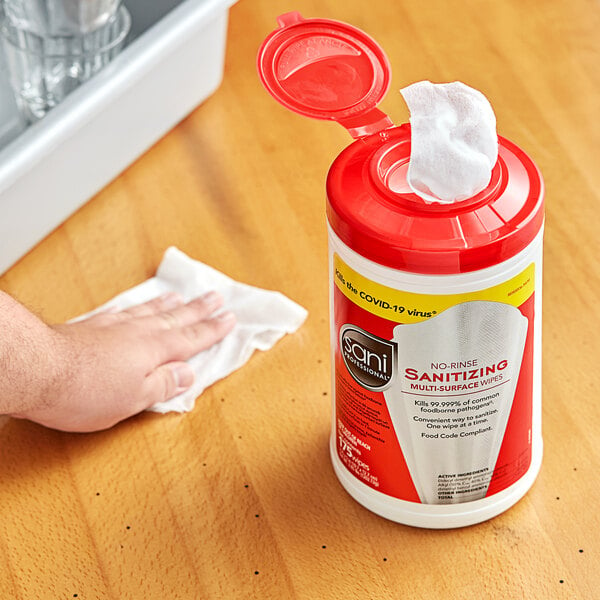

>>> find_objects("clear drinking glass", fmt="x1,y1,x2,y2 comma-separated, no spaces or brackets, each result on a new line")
0,3,130,121
3,0,122,36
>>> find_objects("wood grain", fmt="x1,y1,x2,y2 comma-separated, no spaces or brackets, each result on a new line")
1,0,599,598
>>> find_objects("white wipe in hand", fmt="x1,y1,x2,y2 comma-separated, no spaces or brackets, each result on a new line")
400,81,498,203
76,247,308,414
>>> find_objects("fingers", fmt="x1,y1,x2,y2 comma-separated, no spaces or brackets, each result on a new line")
86,292,185,325
139,361,195,409
88,291,223,328
156,311,237,364
153,291,224,330
138,307,236,410
120,292,184,318
79,289,236,381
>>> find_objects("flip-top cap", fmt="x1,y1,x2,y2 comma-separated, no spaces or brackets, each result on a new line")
257,12,393,138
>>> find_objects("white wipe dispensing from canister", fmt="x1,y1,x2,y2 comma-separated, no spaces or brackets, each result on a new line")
258,12,544,528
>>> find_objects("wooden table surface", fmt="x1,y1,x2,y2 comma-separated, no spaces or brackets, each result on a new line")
1,0,599,598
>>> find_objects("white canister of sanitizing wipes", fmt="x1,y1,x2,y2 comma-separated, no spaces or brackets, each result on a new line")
258,13,544,528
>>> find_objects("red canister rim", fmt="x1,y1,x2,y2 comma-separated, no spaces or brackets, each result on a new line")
326,124,544,274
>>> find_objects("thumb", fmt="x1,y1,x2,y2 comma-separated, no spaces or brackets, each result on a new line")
141,361,195,409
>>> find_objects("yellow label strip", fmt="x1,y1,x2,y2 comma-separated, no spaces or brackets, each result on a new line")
333,254,535,323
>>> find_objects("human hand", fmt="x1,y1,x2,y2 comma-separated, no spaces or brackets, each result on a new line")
11,292,235,432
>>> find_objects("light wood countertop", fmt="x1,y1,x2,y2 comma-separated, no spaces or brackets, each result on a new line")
1,0,599,597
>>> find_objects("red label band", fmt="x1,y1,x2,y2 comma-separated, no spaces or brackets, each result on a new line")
333,283,534,505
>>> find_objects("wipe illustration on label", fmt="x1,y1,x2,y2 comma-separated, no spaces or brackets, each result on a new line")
383,302,527,504
333,253,536,505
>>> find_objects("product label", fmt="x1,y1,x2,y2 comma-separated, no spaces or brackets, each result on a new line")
333,254,535,504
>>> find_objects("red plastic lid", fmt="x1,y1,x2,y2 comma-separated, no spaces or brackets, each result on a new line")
327,125,545,274
257,12,393,138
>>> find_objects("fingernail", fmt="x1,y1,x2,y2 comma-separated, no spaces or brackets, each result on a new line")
172,364,194,390
104,304,121,314
200,290,221,305
217,311,236,324
160,292,184,310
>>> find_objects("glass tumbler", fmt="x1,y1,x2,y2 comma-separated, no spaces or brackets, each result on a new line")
3,0,122,36
0,3,130,122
